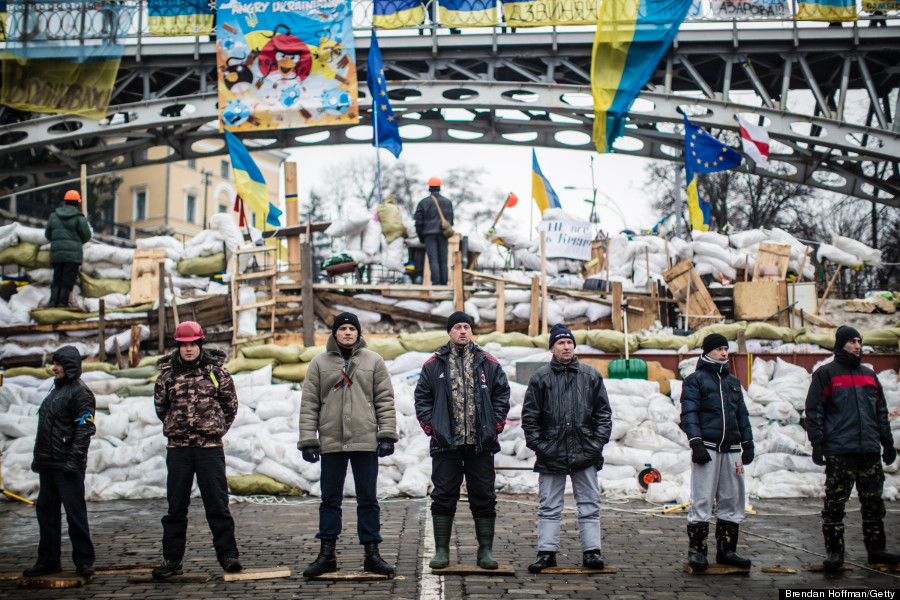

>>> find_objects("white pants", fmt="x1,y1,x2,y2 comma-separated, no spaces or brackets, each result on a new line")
688,449,745,525
536,467,602,552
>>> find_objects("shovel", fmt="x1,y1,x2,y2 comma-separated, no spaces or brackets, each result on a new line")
607,299,648,380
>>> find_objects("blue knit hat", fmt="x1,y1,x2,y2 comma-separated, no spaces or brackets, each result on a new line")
549,324,576,349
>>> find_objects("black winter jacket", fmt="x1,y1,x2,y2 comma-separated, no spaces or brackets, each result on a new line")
32,346,96,472
413,193,454,241
522,357,612,474
680,355,752,453
44,205,92,264
414,342,510,455
805,350,892,456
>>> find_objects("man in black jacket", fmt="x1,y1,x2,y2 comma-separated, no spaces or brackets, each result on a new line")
680,333,754,571
44,190,92,308
805,325,899,570
413,176,454,285
25,346,96,578
414,311,510,570
522,324,612,573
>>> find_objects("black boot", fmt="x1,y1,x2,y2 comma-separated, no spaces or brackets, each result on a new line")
528,551,557,573
863,521,900,565
429,515,453,569
363,541,394,576
715,521,751,569
48,286,60,308
303,539,337,578
687,522,709,571
822,522,845,570
582,550,604,569
474,516,498,570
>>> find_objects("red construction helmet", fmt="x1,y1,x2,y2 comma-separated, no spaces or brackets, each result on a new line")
174,321,204,342
64,190,82,202
427,176,441,187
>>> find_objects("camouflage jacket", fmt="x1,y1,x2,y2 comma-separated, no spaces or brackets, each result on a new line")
154,348,238,447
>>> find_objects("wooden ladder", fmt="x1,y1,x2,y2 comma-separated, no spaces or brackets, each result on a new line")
231,246,278,349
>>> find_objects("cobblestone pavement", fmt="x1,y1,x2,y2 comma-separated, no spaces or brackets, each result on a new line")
1,493,898,599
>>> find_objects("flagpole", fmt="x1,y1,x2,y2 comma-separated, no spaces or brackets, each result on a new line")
374,101,383,206
674,157,683,239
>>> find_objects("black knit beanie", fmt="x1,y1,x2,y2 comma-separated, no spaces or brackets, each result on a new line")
332,312,361,338
549,324,576,349
446,311,474,332
834,325,861,352
702,333,728,356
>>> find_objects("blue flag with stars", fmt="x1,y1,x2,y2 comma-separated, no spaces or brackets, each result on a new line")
683,114,742,231
367,30,402,158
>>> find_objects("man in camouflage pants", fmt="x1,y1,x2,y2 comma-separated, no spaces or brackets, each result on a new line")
805,325,900,570
152,321,242,578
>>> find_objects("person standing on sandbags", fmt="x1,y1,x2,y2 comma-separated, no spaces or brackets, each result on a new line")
152,321,242,579
298,312,398,578
414,311,511,570
680,333,754,571
44,190,92,308
413,176,454,286
521,324,611,573
24,345,96,579
805,325,899,570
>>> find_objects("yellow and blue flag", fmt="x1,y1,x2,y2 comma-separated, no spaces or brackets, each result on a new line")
148,0,214,36
591,0,692,153
373,0,425,28
531,150,561,215
795,0,856,20
367,31,402,158
439,0,498,26
683,114,742,231
0,0,6,42
224,130,282,228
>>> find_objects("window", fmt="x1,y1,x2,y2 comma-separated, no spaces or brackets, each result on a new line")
187,158,197,169
133,189,147,221
220,160,230,179
218,204,228,213
186,192,197,224
100,198,114,223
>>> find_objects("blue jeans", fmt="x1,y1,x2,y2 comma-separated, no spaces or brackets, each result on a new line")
318,452,381,543
35,469,94,567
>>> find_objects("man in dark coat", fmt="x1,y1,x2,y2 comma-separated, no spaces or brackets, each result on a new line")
414,311,510,570
805,325,899,570
680,333,754,571
413,176,454,286
522,324,612,573
44,190,92,308
25,345,96,578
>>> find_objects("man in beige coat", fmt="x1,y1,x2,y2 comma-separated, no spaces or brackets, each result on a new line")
299,312,398,578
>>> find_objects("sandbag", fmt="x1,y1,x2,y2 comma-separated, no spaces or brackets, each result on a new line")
833,235,881,267
398,331,449,353
241,344,303,364
476,332,536,348
860,328,900,347
0,242,40,267
81,362,117,373
299,346,326,362
637,334,691,351
80,272,131,298
376,197,407,244
364,337,407,360
138,354,165,367
226,357,278,374
745,322,797,342
227,473,303,496
117,383,156,397
176,252,226,276
3,366,52,378
685,322,747,349
30,308,101,324
113,365,159,379
35,249,51,268
584,330,639,353
793,331,835,350
272,362,310,382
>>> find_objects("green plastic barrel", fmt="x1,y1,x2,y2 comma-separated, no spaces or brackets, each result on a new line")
607,358,648,380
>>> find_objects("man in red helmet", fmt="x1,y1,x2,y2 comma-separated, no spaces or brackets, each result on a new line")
44,190,92,308
413,176,454,286
152,321,242,579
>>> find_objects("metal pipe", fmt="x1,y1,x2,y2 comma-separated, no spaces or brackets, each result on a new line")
797,55,832,119
855,55,888,129
837,55,851,121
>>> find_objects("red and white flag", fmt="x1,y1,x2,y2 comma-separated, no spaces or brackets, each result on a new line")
737,115,770,167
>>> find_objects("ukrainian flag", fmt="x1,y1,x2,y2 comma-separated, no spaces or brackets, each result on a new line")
0,0,6,42
439,0,498,27
591,0,692,153
148,0,214,36
224,130,282,228
684,158,707,232
795,0,857,21
531,150,561,215
373,0,425,29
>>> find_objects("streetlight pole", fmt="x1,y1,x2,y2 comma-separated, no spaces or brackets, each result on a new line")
201,169,213,229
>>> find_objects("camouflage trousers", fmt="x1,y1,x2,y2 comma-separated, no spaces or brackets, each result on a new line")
822,453,885,524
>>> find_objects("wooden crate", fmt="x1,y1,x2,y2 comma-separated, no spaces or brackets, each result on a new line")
662,260,722,330
734,280,789,326
753,243,791,281
130,249,167,304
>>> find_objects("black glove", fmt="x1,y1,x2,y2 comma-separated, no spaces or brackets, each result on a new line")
884,444,897,466
596,446,605,471
301,447,320,463
689,440,711,465
377,440,395,458
741,441,755,466
811,445,826,466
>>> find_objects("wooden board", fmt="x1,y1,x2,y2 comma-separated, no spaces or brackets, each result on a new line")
682,563,750,575
223,567,291,581
315,291,447,325
662,260,722,330
128,573,214,583
761,566,798,574
869,563,900,572
802,564,853,572
312,571,391,581
130,249,167,304
431,564,515,576
734,280,788,325
753,243,791,281
17,572,89,588
540,566,617,574
94,563,158,574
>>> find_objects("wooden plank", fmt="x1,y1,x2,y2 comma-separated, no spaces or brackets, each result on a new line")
495,281,505,334
663,260,723,329
584,240,605,277
752,242,791,281
760,566,797,574
316,292,447,325
734,280,780,320
131,248,167,304
98,298,106,362
313,283,455,292
431,565,515,576
312,571,391,581
93,563,159,574
682,563,750,575
0,317,148,337
540,566,617,574
815,265,842,315
235,269,278,281
157,261,166,354
540,231,548,336
528,276,540,337
791,307,836,328
453,242,464,312
802,564,853,572
869,563,900,572
612,282,623,332
301,242,315,347
128,574,214,583
284,162,300,270
17,572,89,588
625,295,657,332
223,567,291,582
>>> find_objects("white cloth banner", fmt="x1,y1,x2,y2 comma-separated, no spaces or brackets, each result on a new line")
712,0,788,17
538,221,593,260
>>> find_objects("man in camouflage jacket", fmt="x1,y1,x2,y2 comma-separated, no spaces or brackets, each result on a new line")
151,321,241,578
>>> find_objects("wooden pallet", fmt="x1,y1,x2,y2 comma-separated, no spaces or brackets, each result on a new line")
539,566,617,574
131,248,167,304
662,260,723,330
753,243,791,281
17,572,90,588
231,248,277,350
431,564,515,576
682,563,750,575
223,567,291,581
311,570,391,581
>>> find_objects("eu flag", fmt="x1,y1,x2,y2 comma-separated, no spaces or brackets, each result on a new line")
683,114,742,232
367,30,402,159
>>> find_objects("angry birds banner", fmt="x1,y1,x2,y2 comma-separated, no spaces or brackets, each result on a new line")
216,0,358,132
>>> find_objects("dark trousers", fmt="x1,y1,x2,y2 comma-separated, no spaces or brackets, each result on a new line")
35,469,94,567
318,452,381,543
162,447,238,565
430,445,497,518
50,262,80,307
424,235,449,285
822,453,886,523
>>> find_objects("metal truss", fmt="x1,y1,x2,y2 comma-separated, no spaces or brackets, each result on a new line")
1,25,898,206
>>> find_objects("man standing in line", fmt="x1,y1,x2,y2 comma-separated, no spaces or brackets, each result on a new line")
152,321,242,578
24,346,96,578
299,312,398,578
413,176,454,286
522,325,612,573
44,190,92,308
414,311,510,570
805,325,900,570
680,333,754,571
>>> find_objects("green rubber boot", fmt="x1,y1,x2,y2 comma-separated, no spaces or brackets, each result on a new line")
474,517,498,570
429,515,453,569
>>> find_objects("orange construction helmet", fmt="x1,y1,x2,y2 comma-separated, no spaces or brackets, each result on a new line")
64,190,82,202
427,176,441,187
174,321,205,342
